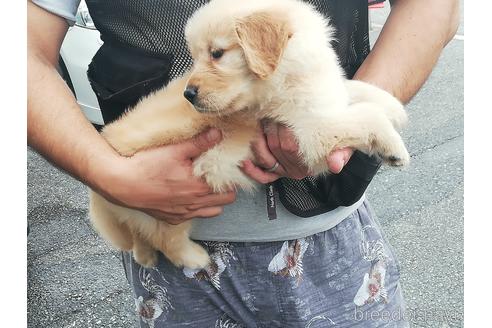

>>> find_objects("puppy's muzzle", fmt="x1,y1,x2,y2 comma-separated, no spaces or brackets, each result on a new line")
184,85,199,104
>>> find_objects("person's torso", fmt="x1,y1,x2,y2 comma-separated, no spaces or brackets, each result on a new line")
85,0,372,241
86,0,371,82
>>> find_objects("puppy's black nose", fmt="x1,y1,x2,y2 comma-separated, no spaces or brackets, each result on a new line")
184,86,198,104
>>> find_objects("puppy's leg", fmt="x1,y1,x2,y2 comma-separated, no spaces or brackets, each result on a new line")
193,125,257,192
103,203,208,269
138,220,210,269
153,125,257,268
295,103,410,175
345,80,408,129
132,235,159,268
101,75,210,157
89,192,133,251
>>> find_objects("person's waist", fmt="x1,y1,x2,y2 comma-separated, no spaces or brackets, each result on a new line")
190,189,365,242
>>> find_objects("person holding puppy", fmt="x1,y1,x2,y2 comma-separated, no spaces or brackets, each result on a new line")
28,0,459,327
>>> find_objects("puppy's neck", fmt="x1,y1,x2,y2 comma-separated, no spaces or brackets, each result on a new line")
248,10,350,121
254,54,349,121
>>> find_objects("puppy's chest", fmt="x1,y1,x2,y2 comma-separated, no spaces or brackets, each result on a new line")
207,115,259,153
211,114,258,135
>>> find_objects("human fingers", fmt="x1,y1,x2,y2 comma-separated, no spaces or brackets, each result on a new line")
326,148,354,173
144,206,224,225
250,126,288,176
263,121,295,174
185,190,237,210
174,128,223,159
275,124,310,179
240,159,281,184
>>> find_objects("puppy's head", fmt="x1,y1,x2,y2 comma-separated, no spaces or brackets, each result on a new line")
184,3,291,115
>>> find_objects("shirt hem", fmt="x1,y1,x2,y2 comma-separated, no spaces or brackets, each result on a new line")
191,195,365,242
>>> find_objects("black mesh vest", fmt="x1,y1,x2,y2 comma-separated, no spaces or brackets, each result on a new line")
86,0,383,218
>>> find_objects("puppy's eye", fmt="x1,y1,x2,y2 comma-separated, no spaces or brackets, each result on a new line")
211,49,224,60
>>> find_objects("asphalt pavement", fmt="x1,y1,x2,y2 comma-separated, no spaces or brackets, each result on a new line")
27,4,464,328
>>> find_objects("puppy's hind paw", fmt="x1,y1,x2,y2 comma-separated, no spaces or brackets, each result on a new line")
134,249,159,268
385,154,410,167
378,144,410,167
167,242,211,270
181,243,211,270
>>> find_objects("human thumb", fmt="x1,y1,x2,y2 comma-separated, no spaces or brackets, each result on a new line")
326,148,353,174
176,128,222,159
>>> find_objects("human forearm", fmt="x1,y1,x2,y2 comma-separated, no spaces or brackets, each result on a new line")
28,45,237,222
28,55,238,218
28,52,122,192
27,2,120,192
354,0,460,103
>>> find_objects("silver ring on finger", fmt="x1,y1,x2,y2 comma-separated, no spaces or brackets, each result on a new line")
265,161,280,173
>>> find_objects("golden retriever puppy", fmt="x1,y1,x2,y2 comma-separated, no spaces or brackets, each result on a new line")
89,0,409,269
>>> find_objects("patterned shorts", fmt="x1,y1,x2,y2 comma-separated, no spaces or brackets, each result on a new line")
122,201,409,327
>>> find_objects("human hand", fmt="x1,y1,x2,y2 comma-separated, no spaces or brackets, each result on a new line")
241,121,354,184
95,128,236,224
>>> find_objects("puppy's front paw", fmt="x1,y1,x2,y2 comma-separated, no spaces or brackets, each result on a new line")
193,152,255,192
193,156,232,192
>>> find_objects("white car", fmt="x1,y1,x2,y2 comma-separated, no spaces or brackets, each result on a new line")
59,1,103,125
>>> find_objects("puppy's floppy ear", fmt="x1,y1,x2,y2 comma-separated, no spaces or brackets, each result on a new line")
235,11,292,79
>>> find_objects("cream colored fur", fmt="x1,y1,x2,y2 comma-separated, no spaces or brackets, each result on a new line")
89,0,409,269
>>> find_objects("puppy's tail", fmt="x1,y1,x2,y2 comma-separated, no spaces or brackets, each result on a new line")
345,80,408,130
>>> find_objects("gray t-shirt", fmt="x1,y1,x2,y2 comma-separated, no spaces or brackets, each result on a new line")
190,188,364,242
32,0,81,25
32,0,363,242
